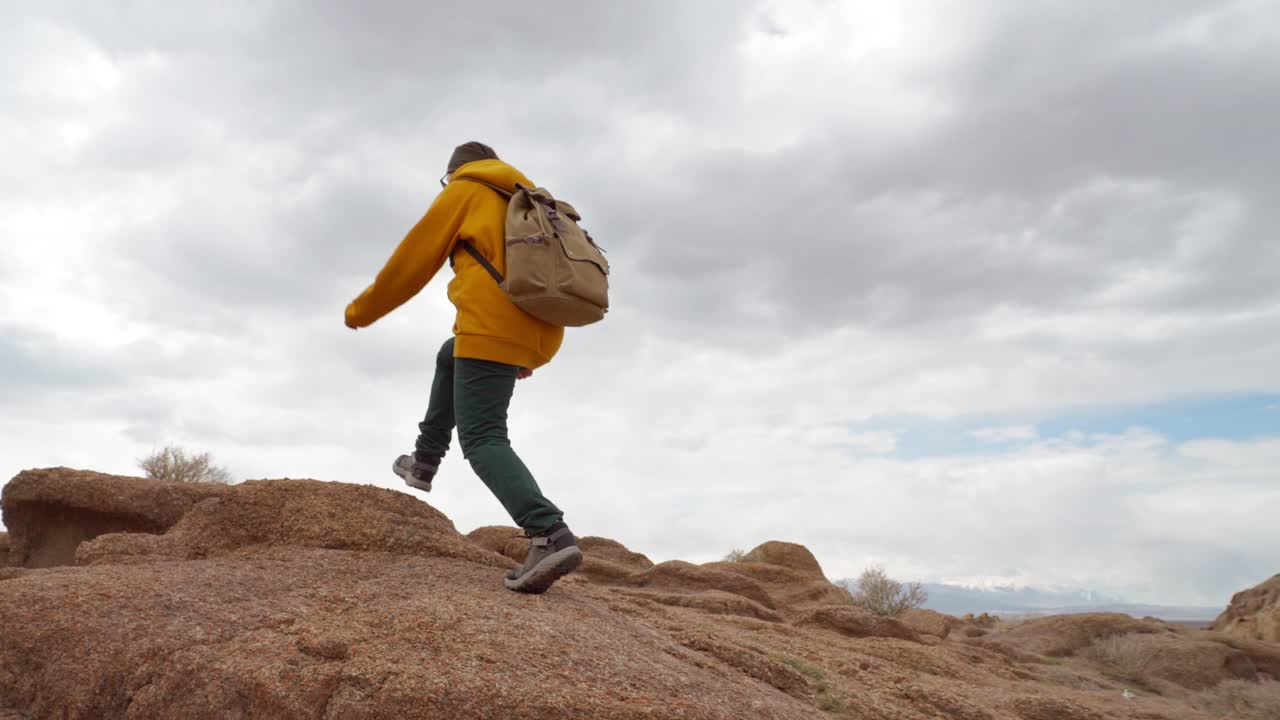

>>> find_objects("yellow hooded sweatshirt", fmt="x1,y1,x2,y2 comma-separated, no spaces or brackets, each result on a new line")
344,159,564,369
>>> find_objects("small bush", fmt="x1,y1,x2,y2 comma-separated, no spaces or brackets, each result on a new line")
1088,633,1151,680
1197,678,1280,720
138,445,232,484
774,654,846,713
848,565,927,617
775,654,827,688
818,694,846,713
723,548,748,562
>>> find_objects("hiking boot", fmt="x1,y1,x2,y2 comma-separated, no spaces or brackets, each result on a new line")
392,454,438,492
503,525,582,594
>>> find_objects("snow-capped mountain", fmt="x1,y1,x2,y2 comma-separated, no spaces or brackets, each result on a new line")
836,579,1221,622
918,582,1125,613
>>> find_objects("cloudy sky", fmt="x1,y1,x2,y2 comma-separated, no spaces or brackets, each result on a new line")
3,1,1277,607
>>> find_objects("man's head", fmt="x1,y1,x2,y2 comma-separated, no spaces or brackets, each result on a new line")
446,141,499,175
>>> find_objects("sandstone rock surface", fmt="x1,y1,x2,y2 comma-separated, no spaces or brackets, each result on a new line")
901,607,959,640
982,612,1159,657
1129,634,1260,689
1,467,226,567
1212,574,1280,644
1,467,1277,719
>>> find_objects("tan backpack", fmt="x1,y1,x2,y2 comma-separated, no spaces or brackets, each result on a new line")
454,179,609,327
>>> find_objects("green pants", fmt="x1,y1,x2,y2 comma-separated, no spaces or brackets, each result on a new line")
415,337,563,533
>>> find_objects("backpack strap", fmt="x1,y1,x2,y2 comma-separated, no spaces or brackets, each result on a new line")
456,240,504,284
446,177,511,284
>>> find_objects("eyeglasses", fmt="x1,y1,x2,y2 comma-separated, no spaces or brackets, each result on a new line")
440,171,450,188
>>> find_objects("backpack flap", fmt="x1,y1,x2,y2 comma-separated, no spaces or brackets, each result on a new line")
504,187,610,326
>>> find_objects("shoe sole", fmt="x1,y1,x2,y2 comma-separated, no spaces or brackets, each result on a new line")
391,458,432,492
503,546,583,594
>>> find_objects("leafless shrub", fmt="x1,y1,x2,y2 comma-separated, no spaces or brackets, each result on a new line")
1088,633,1151,678
848,565,928,617
723,548,748,562
1196,678,1280,720
138,445,232,484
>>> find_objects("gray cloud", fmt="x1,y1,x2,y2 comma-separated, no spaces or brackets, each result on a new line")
2,0,1278,605
0,327,122,400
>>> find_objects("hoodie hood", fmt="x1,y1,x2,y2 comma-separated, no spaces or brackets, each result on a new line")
449,159,534,195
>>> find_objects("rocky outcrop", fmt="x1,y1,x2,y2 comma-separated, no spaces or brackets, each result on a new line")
0,546,816,719
74,478,508,568
631,560,777,609
982,613,1160,657
1210,634,1280,680
1127,634,1260,689
2,467,1276,720
464,530,845,616
578,535,654,570
463,524,534,563
0,531,9,566
702,540,855,614
1212,574,1280,644
1,468,227,567
902,608,960,640
614,588,782,622
794,605,922,642
742,540,825,577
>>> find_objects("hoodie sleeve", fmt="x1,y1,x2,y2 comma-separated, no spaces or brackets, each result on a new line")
345,186,470,328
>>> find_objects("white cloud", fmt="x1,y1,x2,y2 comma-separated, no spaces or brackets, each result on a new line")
970,425,1038,443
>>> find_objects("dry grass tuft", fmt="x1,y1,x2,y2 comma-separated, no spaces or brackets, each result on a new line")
773,654,847,714
1088,633,1151,678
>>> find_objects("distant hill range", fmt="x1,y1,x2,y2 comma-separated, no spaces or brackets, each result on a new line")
838,580,1222,623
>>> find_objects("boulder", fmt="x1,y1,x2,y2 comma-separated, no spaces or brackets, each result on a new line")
1202,632,1280,680
465,531,655,573
2,468,229,567
576,556,643,584
76,479,510,568
702,560,854,613
702,541,853,613
794,605,921,642
901,608,959,640
631,561,776,609
464,525,526,562
578,536,654,570
984,613,1159,657
1123,634,1259,689
741,541,826,579
1212,574,1280,644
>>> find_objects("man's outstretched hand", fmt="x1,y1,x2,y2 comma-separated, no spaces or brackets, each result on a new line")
516,368,533,380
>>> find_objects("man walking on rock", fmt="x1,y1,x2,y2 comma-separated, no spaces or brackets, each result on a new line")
345,142,581,594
